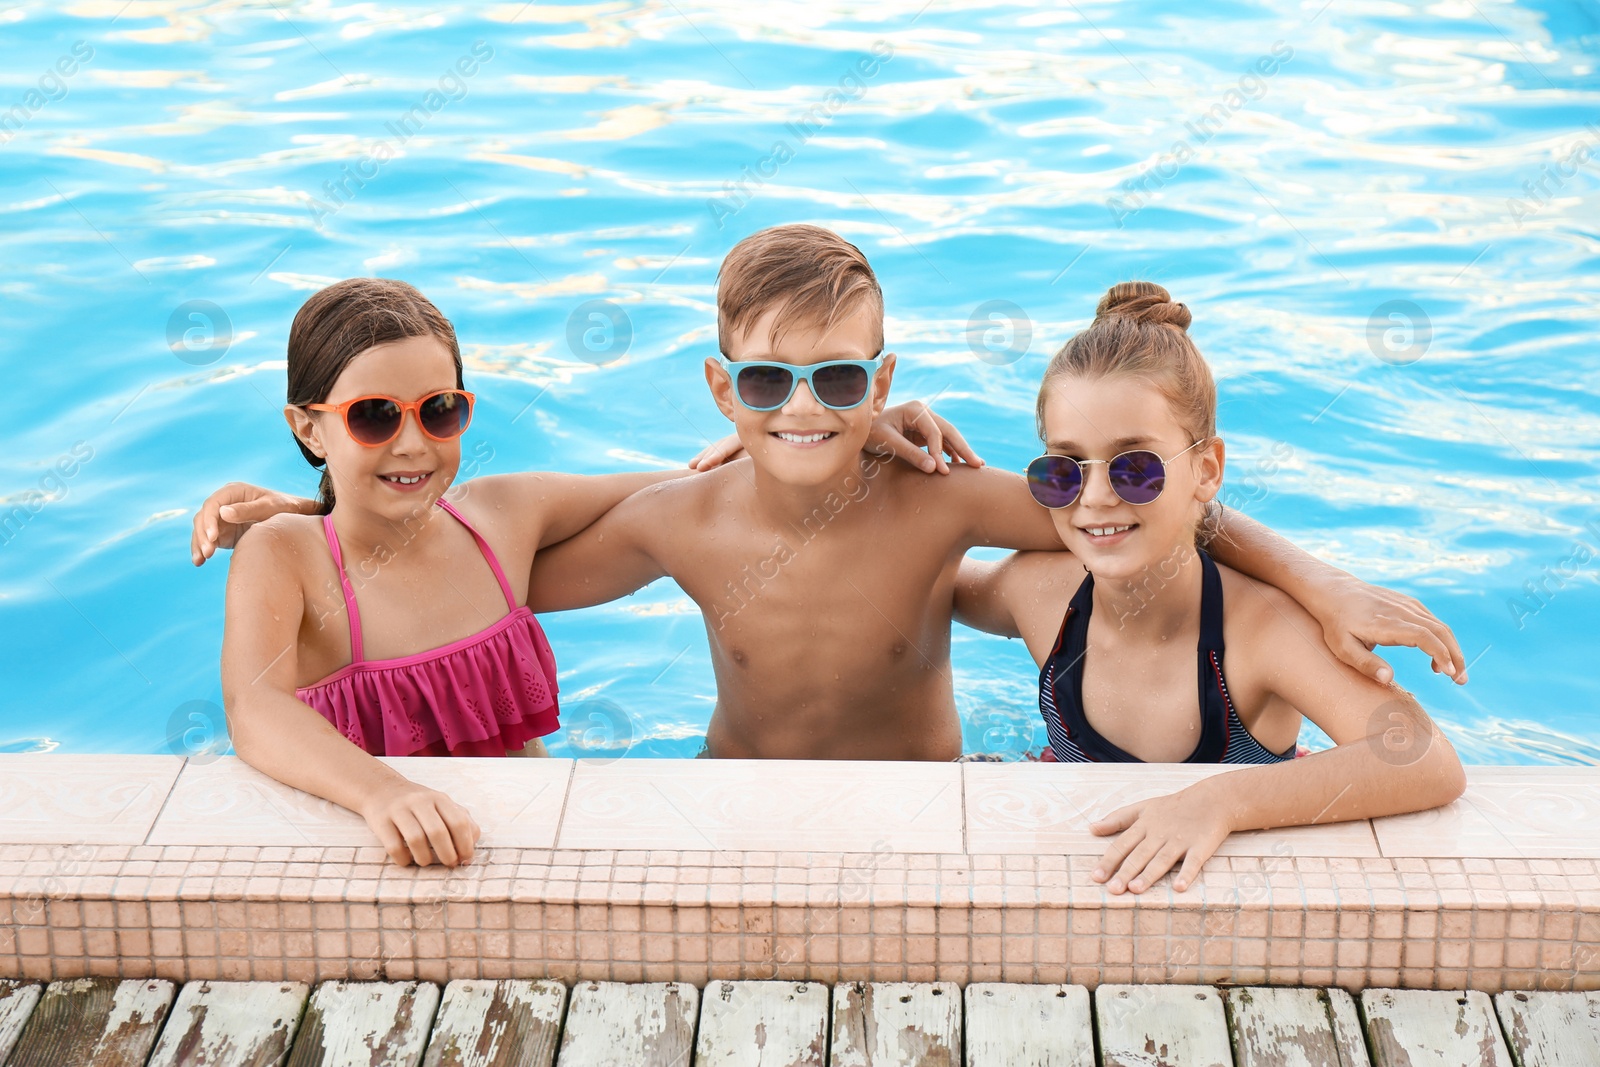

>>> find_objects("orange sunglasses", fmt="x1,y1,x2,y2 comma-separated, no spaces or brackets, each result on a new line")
304,389,475,447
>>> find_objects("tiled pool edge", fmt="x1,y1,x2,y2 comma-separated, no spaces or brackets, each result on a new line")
1,756,1596,992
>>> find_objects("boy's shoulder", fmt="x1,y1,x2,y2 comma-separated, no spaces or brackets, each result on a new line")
615,461,733,522
869,453,1021,503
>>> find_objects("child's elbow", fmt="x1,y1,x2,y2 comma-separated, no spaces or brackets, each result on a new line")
217,693,259,762
1429,733,1468,806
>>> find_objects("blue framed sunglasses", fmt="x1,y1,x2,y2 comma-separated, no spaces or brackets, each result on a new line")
717,356,882,411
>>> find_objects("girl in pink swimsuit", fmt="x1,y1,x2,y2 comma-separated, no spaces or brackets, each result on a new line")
295,494,561,759
219,278,690,867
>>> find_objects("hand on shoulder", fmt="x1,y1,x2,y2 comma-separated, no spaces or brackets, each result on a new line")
191,482,319,566
227,510,322,575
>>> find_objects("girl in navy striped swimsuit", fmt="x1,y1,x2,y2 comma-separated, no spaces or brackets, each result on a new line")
955,282,1466,896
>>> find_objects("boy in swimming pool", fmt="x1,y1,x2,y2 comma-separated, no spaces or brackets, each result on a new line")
197,225,1465,760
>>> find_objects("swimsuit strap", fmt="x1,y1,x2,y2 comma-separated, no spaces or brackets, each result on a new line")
436,497,519,611
1196,547,1226,655
1190,548,1232,761
1042,571,1103,757
1042,550,1232,763
321,513,365,663
321,499,517,666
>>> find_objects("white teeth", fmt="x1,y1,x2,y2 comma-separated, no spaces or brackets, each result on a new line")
1086,525,1133,537
383,474,425,485
775,432,832,444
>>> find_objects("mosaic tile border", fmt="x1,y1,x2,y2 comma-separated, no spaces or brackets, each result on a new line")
0,757,1596,992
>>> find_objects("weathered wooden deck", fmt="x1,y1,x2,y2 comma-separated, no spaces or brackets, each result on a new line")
1,976,1595,1066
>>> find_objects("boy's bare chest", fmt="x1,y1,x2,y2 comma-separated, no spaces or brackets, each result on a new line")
663,520,955,681
673,520,952,630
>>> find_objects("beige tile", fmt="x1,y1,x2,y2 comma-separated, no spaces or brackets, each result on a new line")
962,761,1380,856
557,759,963,853
147,756,572,848
0,755,184,843
1373,766,1600,859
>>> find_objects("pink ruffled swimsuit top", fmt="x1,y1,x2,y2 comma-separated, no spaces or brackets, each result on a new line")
296,498,560,757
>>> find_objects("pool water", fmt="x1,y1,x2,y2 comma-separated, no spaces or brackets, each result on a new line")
1,1,1596,763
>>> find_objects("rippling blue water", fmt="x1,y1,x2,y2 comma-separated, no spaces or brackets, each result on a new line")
1,1,1596,763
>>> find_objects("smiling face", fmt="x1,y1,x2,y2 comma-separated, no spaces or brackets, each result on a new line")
285,334,463,520
1038,373,1224,579
705,299,894,488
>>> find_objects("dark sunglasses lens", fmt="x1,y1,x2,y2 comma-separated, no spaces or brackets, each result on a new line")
1026,456,1082,508
419,391,471,439
1108,450,1166,504
811,363,871,408
735,365,795,409
346,398,402,444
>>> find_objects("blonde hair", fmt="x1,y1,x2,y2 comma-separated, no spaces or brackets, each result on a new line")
1036,281,1221,544
717,224,884,356
1036,279,1222,547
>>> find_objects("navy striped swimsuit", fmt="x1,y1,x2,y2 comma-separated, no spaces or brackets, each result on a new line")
1038,548,1296,764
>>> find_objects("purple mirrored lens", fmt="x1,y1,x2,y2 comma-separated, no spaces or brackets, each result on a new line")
735,365,795,409
1108,450,1165,504
1026,455,1082,508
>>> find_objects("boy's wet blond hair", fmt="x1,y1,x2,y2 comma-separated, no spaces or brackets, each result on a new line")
717,224,884,357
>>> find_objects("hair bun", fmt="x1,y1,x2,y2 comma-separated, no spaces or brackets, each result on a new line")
1094,281,1192,332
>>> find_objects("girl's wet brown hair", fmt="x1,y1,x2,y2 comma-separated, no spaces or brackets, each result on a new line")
286,278,463,514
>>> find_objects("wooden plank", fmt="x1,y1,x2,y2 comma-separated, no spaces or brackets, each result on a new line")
286,980,441,1067
1095,985,1231,1067
1361,989,1514,1067
831,981,961,1067
1324,989,1372,1067
1494,991,1600,1066
146,980,310,1067
553,981,698,1067
422,979,568,1067
695,980,828,1067
1225,987,1372,1067
0,981,42,1064
5,976,175,1067
964,983,1093,1067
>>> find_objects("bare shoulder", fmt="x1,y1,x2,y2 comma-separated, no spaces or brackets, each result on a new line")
959,548,1084,656
897,459,1061,550
1216,562,1325,682
885,458,1033,532
988,548,1085,593
909,459,1026,501
626,461,725,516
228,512,322,585
572,461,726,539
1218,563,1315,632
450,472,560,525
